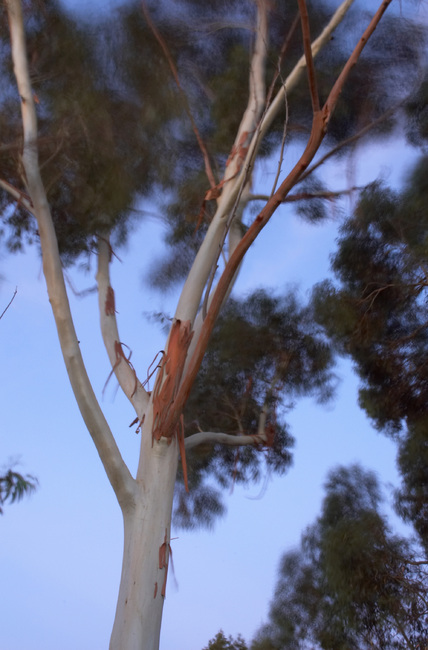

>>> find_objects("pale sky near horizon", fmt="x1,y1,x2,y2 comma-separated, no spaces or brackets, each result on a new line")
1,2,425,649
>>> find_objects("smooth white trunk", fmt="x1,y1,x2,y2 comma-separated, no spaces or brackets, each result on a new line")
110,414,178,650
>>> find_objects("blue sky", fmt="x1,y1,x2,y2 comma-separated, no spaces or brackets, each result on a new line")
1,1,426,648
1,136,418,650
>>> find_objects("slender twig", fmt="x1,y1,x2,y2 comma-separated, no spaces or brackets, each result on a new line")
266,11,300,109
250,185,365,203
141,0,216,189
270,87,289,197
298,102,403,185
0,288,17,320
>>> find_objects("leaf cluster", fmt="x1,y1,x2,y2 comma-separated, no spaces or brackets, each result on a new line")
0,465,38,514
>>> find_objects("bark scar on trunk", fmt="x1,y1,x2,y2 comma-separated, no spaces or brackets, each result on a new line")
152,319,193,442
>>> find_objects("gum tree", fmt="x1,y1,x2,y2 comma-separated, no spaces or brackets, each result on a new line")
2,0,411,648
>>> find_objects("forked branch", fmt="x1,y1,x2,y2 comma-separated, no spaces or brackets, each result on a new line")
174,0,355,327
163,0,393,438
174,0,269,324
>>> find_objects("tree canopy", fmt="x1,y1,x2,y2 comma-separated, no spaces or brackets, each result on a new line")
0,0,424,265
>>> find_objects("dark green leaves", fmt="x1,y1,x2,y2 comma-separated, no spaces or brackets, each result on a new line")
313,158,428,434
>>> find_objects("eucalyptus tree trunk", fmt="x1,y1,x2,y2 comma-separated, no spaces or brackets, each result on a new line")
110,414,178,650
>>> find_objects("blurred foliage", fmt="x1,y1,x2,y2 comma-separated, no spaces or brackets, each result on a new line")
312,154,428,554
0,0,425,268
312,157,428,435
173,288,335,528
395,417,428,555
0,465,38,514
252,464,428,650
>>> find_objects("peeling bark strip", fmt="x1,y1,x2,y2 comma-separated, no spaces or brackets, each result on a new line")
104,286,116,315
151,319,193,441
158,531,169,598
103,341,138,398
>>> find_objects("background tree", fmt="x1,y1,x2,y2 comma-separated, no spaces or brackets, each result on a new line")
312,150,428,555
1,0,424,648
252,464,428,650
203,630,248,650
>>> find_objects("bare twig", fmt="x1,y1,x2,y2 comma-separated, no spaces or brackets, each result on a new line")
0,178,33,212
298,103,403,185
270,87,289,198
250,185,365,203
141,0,216,189
0,288,17,320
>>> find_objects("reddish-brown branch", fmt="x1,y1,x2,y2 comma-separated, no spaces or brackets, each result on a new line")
160,0,393,438
324,1,392,121
297,0,320,113
298,102,402,185
141,0,216,189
